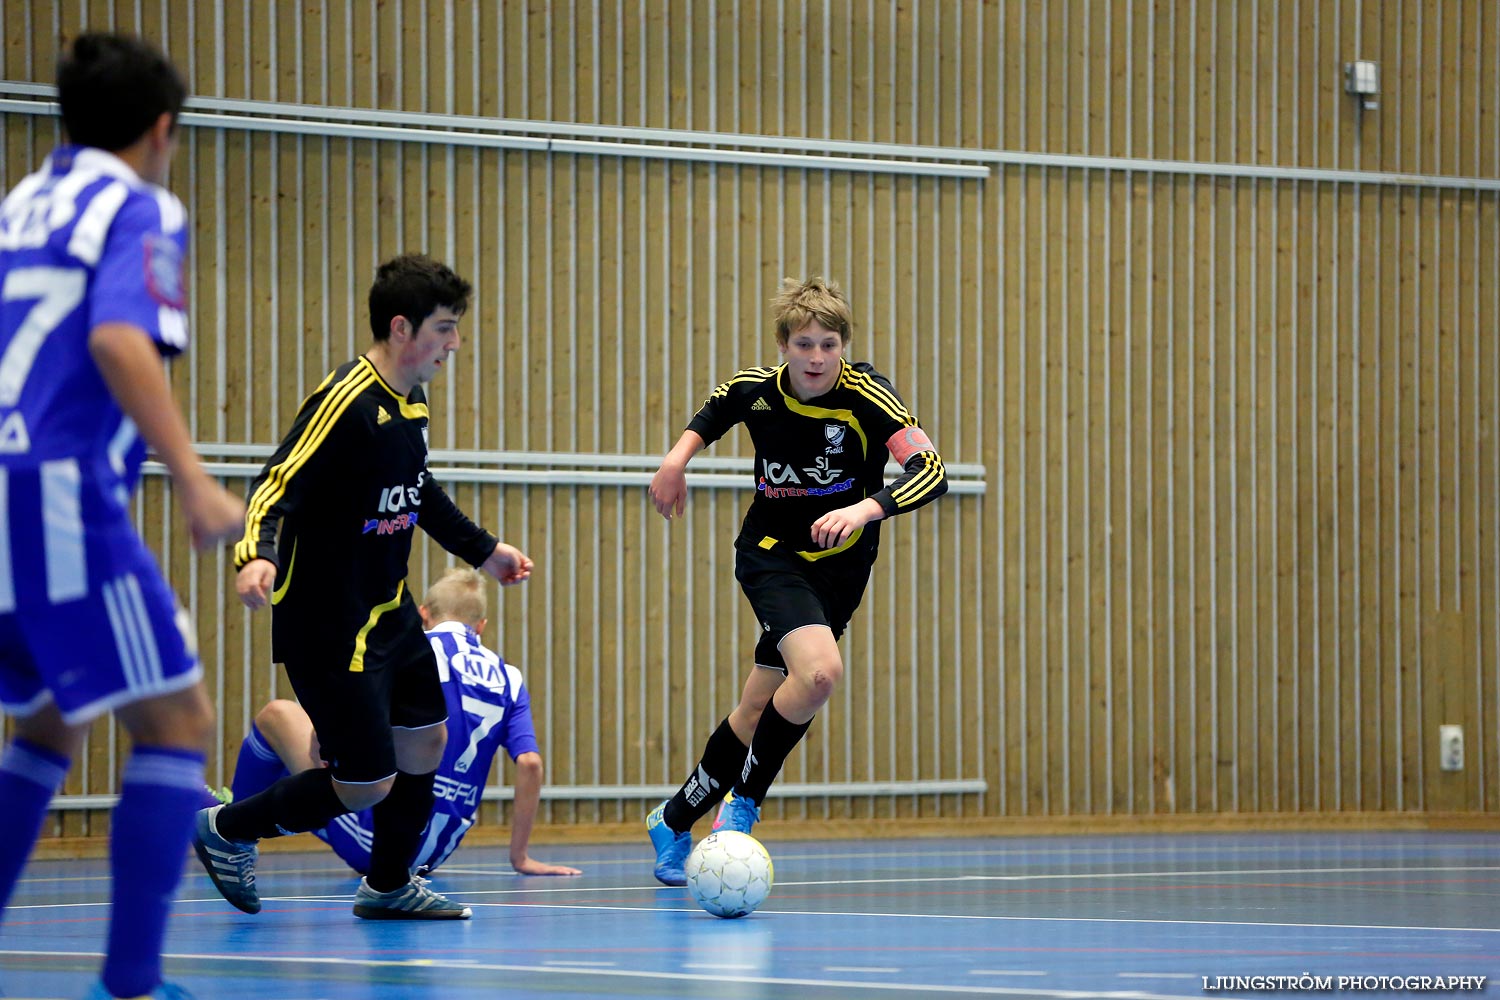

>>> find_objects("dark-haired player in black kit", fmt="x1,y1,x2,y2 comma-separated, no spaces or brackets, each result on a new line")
191,253,533,919
645,276,948,885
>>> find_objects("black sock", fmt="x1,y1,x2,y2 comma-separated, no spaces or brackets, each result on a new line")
662,718,748,832
736,698,812,805
215,767,347,842
365,769,437,892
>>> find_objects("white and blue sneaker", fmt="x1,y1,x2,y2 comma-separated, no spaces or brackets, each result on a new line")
712,791,761,835
646,800,692,886
190,805,260,914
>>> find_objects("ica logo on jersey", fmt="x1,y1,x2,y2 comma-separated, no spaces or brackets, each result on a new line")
363,473,425,534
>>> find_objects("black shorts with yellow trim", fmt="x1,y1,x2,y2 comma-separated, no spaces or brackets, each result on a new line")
734,537,874,673
280,596,445,784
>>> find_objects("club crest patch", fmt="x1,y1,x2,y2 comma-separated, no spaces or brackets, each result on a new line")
143,233,185,309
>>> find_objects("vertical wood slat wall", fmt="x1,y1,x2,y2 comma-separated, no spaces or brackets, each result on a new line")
1,1,1496,838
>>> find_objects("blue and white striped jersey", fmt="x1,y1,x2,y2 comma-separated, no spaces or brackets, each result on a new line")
0,145,189,501
322,621,540,874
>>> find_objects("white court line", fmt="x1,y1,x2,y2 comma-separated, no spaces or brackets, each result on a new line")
23,839,1500,881
777,864,1500,888
542,960,617,967
0,949,1193,999
11,880,1500,938
12,862,1499,909
683,962,759,970
18,842,1500,886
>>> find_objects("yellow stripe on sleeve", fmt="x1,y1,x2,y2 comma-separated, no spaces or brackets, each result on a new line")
235,365,375,563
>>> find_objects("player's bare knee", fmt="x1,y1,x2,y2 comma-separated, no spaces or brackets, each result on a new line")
254,699,300,731
118,685,214,750
335,776,393,811
14,705,87,759
394,722,447,773
808,670,838,702
803,657,843,700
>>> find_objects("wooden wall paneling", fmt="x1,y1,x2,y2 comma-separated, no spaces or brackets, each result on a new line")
959,177,984,819
1381,184,1408,813
882,173,906,821
1331,177,1358,811
1316,175,1342,813
847,169,875,820
1353,184,1384,811
3,3,25,80
1482,194,1499,813
1229,175,1256,813
1077,168,1105,816
1263,178,1289,811
1415,175,1441,814
1169,169,1197,814
1104,173,1130,813
1457,8,1490,809
926,178,953,818
1191,162,1217,817
1208,175,1236,813
8,0,1500,833
1022,165,1050,816
1144,172,1173,813
1394,179,1422,812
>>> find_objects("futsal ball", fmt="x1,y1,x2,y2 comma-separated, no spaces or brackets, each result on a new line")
684,830,774,918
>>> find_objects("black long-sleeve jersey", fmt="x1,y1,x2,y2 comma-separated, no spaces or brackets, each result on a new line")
687,360,947,563
233,356,497,665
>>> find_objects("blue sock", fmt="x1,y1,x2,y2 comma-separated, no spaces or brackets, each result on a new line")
0,739,70,920
230,723,289,801
102,746,205,999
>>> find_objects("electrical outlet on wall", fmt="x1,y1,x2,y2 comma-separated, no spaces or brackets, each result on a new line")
1439,725,1464,772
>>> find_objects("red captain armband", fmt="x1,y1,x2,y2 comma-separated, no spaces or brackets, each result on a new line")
887,426,935,466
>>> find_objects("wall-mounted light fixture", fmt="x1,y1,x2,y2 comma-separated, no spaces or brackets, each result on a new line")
1344,60,1378,111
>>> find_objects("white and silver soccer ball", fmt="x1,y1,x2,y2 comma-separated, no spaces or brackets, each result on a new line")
684,830,774,918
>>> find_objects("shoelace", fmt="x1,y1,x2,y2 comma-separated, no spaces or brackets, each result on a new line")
223,850,256,885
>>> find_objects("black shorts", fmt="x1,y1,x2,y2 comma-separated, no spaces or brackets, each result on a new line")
282,609,446,784
734,542,873,673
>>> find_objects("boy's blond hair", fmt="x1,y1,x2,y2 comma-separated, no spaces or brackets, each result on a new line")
422,566,487,628
771,276,852,346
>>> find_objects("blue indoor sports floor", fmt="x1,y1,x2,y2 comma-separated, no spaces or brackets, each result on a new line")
3,831,1497,999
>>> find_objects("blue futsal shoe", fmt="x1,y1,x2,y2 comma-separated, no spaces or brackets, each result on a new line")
712,791,761,835
646,800,691,886
190,805,261,914
84,980,196,999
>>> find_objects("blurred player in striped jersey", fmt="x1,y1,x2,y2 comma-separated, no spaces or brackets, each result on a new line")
0,32,245,1000
227,567,580,879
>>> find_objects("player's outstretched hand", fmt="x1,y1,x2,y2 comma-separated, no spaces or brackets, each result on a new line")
512,854,582,876
236,558,277,610
483,542,534,586
182,477,246,552
649,461,687,520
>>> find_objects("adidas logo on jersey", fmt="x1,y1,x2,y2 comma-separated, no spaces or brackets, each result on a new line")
750,397,772,411
377,405,391,424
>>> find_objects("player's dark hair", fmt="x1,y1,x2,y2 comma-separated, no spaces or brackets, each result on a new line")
368,254,472,341
56,33,186,152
